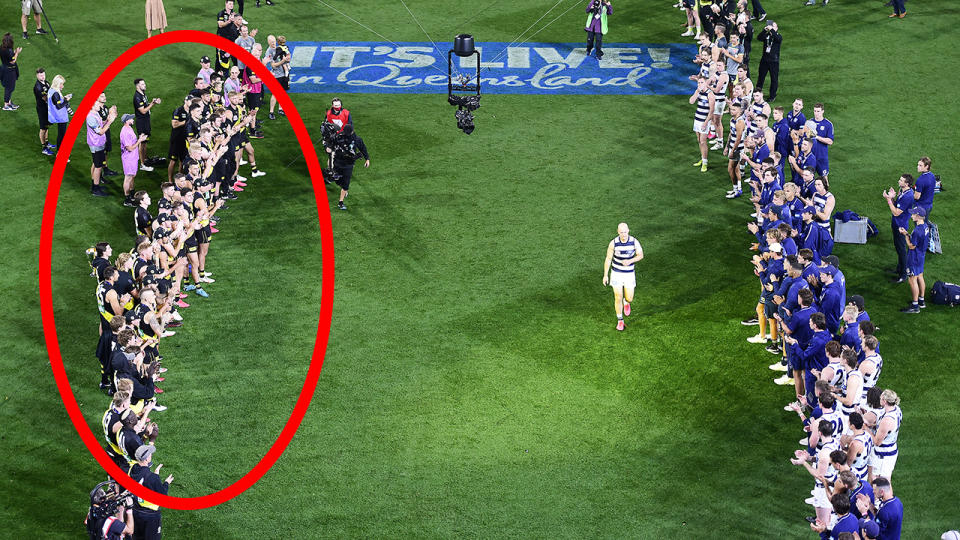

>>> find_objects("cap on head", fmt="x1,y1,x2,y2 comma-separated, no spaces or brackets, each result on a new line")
859,519,880,539
121,113,135,124
134,444,157,462
802,206,817,215
768,242,782,253
200,55,211,64
849,295,865,311
910,206,927,218
819,265,838,279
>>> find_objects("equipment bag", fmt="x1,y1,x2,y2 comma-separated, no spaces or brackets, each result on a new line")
928,221,942,254
931,281,960,306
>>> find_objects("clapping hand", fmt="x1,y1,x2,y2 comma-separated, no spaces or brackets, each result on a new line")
883,187,896,199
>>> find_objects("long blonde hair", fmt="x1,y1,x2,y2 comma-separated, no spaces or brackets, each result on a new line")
50,74,65,93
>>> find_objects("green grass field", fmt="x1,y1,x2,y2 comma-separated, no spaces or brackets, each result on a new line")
1,0,959,537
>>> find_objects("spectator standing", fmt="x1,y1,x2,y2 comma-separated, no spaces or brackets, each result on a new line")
756,21,781,102
33,68,54,154
20,0,48,39
47,74,71,155
145,0,168,38
883,174,915,284
0,33,22,111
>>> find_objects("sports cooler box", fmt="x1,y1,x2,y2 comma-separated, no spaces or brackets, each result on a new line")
834,218,869,244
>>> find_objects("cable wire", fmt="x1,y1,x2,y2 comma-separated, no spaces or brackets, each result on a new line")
398,0,460,77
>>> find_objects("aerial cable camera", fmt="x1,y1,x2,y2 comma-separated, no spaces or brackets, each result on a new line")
448,34,481,135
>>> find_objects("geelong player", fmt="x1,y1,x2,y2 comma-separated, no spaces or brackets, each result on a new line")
689,76,714,173
602,223,644,331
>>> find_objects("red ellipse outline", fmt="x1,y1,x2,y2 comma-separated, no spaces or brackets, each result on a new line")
38,30,334,511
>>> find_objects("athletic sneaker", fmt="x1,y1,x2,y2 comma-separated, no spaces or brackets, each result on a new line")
166,321,183,328
195,288,210,298
747,334,769,344
899,305,920,313
201,271,213,277
741,317,759,326
234,180,247,187
338,201,347,211
769,362,787,371
122,196,136,207
616,319,625,331
710,141,723,150
154,387,165,394
198,276,215,283
140,163,154,172
700,162,708,173
693,159,703,167
236,174,247,182
103,166,119,177
2,103,19,111
804,0,814,5
36,28,48,34
758,13,767,21
184,284,197,291
161,331,176,337
41,147,55,156
918,299,926,309
152,404,168,412
623,302,631,317
231,184,244,192
766,343,782,354
251,170,266,177
91,185,109,197
154,377,165,383
269,113,276,120
773,374,793,385
176,299,190,308
239,158,248,165
210,226,220,233
725,189,742,199
22,32,28,39
681,29,695,37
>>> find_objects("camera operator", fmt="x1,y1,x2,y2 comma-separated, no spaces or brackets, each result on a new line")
756,20,781,102
129,445,173,540
327,124,369,211
584,1,611,59
88,492,135,540
324,97,351,167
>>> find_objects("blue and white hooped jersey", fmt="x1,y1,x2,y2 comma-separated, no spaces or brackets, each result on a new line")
824,361,847,388
819,409,846,445
816,437,843,487
694,92,711,123
875,406,902,457
840,370,863,416
611,236,640,273
851,431,873,480
860,354,883,400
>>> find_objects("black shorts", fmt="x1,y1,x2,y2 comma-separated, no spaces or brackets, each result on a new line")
277,76,290,91
168,137,187,161
91,149,106,168
194,226,211,244
333,165,354,191
132,510,162,540
246,92,262,111
37,107,50,129
682,0,694,8
135,118,151,137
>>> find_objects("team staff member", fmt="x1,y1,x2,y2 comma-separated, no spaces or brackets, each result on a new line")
47,74,71,155
899,207,928,313
216,1,241,76
97,92,121,178
808,103,834,182
33,68,54,154
265,35,289,120
168,95,190,182
129,444,173,540
121,114,150,207
856,477,903,540
329,125,369,210
883,174,915,284
134,78,162,169
602,222,643,332
912,156,936,216
87,100,118,197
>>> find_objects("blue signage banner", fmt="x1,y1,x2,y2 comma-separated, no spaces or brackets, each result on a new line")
286,41,697,95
